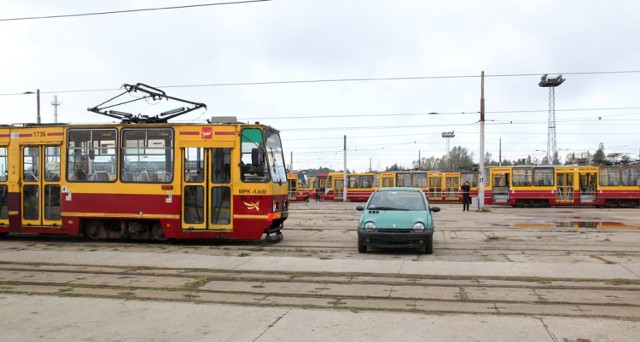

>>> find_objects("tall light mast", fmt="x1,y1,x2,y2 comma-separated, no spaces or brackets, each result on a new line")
538,74,565,164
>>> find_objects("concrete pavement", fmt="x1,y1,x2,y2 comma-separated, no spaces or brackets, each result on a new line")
0,249,639,341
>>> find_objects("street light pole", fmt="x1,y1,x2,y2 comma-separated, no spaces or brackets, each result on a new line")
24,89,42,124
36,89,41,124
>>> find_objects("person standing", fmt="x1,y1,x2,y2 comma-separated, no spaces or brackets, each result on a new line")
461,181,471,211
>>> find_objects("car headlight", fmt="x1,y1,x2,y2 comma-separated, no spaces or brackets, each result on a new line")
364,221,376,231
413,222,425,232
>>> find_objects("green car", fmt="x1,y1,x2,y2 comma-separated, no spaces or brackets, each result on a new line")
356,187,440,254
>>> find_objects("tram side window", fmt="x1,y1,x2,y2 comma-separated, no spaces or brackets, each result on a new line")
45,146,61,181
241,128,268,182
373,174,380,188
533,168,554,186
361,175,373,188
348,176,358,189
512,168,532,186
211,148,231,184
599,167,620,186
461,173,477,188
67,129,117,182
397,173,410,187
122,128,173,183
412,173,427,188
621,167,640,186
0,147,7,182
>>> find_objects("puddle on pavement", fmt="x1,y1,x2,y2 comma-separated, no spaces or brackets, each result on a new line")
513,221,640,229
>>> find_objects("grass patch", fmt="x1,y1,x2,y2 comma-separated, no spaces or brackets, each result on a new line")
182,276,211,289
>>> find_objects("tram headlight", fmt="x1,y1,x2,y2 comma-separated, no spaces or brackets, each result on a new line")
364,221,376,231
413,222,425,232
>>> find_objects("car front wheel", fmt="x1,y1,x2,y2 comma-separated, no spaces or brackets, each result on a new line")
424,236,433,255
358,242,367,253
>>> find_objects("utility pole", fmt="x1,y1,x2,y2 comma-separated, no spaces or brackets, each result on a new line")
478,71,485,211
499,138,502,166
36,89,41,124
290,151,293,172
51,95,61,123
343,135,347,202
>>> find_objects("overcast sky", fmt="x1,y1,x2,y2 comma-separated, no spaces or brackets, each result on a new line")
1,0,639,172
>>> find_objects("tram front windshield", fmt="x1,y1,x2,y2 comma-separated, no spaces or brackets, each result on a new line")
265,130,286,184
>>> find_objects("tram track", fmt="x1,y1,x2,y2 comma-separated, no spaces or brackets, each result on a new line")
0,261,638,321
1,235,639,258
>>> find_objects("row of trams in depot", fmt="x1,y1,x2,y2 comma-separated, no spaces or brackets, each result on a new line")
287,166,640,208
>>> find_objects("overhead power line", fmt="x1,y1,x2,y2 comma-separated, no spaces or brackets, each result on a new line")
2,70,640,96
0,0,271,22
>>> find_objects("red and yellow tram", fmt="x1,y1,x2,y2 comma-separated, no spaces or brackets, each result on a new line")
485,165,640,207
0,120,288,241
287,172,313,202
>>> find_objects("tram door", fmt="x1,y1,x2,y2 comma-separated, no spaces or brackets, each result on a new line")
333,178,344,201
182,147,232,230
491,171,510,203
579,171,597,203
287,177,297,200
0,147,8,226
428,175,442,200
445,175,459,200
381,175,394,187
20,145,62,227
555,172,574,203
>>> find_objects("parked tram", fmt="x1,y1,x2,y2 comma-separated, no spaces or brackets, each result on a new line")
0,120,288,241
287,173,313,202
485,165,640,207
1,83,290,242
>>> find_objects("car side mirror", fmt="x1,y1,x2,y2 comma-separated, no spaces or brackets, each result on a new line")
430,206,441,213
356,206,364,211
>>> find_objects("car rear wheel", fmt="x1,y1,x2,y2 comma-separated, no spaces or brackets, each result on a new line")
358,242,367,253
424,236,433,255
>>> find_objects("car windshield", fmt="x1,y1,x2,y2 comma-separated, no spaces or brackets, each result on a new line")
366,190,427,211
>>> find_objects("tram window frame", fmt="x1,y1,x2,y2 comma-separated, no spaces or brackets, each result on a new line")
412,173,427,188
0,147,7,182
211,148,231,184
599,167,620,186
265,129,286,184
460,172,477,188
621,167,640,186
396,173,410,187
240,128,269,183
373,174,380,188
512,168,533,187
533,167,554,186
121,128,174,183
67,128,118,183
